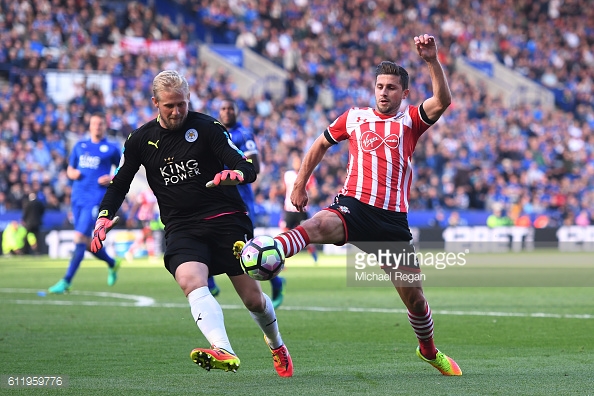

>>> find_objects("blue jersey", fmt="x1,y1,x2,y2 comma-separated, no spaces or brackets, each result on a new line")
228,122,258,224
69,138,121,207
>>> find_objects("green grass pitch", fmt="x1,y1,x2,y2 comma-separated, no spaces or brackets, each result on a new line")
0,251,593,395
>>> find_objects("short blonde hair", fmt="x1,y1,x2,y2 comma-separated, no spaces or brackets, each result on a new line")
152,70,189,101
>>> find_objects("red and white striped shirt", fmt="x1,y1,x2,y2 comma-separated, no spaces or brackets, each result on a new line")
326,105,431,212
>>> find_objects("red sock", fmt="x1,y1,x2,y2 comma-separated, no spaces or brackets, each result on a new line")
408,303,437,360
274,226,310,258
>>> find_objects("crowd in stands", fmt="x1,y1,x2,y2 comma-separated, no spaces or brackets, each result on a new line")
0,0,593,230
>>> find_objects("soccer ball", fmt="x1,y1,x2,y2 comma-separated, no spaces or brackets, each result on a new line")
240,236,285,281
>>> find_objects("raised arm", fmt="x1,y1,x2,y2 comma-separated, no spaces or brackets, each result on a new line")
414,34,452,121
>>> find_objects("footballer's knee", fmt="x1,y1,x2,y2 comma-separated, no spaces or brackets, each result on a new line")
176,274,207,296
74,232,88,245
303,211,344,243
408,297,427,313
181,282,207,297
301,216,322,237
242,293,266,312
398,287,427,313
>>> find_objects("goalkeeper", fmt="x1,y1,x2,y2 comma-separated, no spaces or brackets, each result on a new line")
91,70,292,377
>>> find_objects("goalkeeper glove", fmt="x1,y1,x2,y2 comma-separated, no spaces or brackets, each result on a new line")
90,216,119,253
206,170,244,187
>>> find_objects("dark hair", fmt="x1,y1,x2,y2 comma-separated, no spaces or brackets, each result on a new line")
375,61,409,89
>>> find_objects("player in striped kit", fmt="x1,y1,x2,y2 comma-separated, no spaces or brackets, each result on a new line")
239,34,461,375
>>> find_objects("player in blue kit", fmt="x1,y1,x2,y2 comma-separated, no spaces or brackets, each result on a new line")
48,113,122,294
207,99,286,308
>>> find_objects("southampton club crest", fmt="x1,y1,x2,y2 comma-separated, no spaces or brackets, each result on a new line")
338,205,351,214
185,129,198,142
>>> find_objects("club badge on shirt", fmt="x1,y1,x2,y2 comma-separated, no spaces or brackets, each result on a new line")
185,129,198,142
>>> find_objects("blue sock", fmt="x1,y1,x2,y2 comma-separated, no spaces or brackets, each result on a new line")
270,276,282,291
270,276,284,301
91,248,115,268
64,243,87,283
207,276,217,290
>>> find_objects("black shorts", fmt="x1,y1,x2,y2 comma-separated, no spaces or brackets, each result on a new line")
164,213,253,278
326,195,419,272
284,211,309,229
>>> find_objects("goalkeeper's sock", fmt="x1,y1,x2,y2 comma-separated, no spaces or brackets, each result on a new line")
188,287,234,354
408,303,437,360
274,226,310,258
249,293,283,349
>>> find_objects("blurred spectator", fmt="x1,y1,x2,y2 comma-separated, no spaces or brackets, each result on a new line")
125,189,159,261
2,221,28,256
428,209,447,228
514,214,532,228
534,214,552,229
575,210,591,226
487,203,514,228
447,211,468,227
22,192,45,254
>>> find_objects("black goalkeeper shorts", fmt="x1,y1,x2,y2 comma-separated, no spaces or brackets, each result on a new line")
164,213,253,278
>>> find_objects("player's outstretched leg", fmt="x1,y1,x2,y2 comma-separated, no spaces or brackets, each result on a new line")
190,347,240,372
416,347,462,376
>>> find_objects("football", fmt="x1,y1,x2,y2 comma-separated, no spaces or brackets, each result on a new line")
240,236,285,281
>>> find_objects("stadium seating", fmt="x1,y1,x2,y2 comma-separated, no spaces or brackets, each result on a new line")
0,0,592,231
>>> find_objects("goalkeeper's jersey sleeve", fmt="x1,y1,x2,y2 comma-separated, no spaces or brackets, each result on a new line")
98,111,256,235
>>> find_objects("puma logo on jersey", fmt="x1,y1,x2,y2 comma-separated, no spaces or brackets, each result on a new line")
148,140,159,149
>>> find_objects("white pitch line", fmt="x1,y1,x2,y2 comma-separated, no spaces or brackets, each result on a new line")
1,288,592,319
0,288,155,307
277,305,594,319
